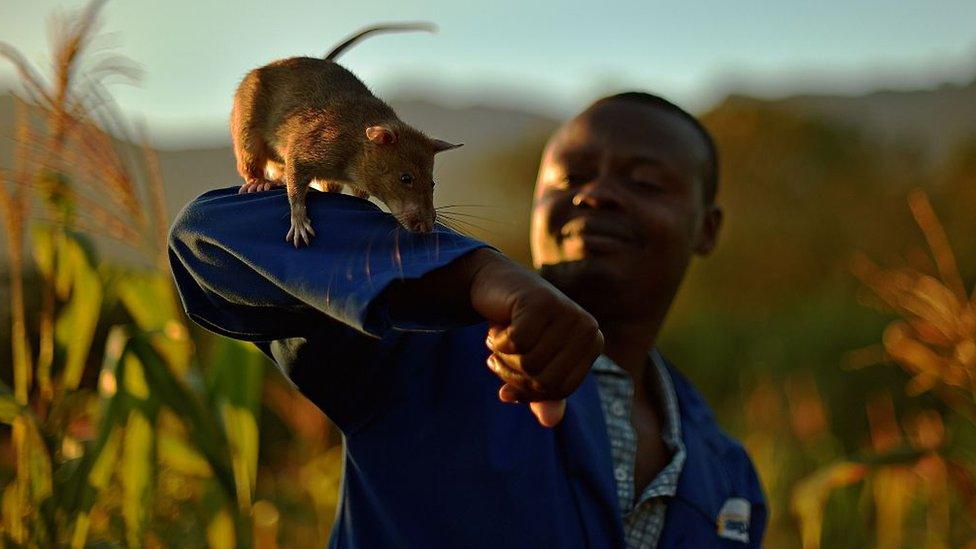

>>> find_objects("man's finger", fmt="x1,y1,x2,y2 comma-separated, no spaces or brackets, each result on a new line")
488,317,573,376
497,382,547,403
498,383,520,403
530,400,566,428
489,323,544,355
497,385,566,428
486,354,547,399
486,354,529,387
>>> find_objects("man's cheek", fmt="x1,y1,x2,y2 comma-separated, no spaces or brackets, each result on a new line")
530,207,560,265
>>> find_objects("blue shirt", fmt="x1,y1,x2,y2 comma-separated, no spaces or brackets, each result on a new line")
168,187,767,548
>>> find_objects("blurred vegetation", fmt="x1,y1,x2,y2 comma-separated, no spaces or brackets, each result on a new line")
0,1,341,546
660,100,976,547
1,1,975,548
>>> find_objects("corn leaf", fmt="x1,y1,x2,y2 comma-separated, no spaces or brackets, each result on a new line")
207,338,265,513
158,431,213,478
0,382,22,424
792,462,869,549
116,272,192,374
121,411,154,548
126,333,237,499
47,230,103,391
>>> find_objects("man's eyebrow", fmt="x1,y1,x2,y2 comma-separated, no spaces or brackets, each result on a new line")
616,153,668,167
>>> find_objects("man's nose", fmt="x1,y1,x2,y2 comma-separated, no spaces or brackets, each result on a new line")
571,175,623,210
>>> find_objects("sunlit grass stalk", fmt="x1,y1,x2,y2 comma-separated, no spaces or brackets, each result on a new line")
140,125,169,267
0,180,32,406
906,189,967,302
0,97,36,406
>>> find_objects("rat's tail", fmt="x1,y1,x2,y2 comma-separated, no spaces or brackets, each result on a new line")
325,22,437,61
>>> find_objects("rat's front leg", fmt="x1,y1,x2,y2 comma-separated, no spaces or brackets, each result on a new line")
284,161,316,247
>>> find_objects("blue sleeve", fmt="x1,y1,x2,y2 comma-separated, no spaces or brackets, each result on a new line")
168,186,490,340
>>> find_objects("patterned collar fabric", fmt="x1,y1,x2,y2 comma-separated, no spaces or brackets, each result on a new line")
591,349,687,548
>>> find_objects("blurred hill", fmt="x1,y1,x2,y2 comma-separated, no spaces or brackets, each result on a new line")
2,76,974,282
685,78,976,314
761,77,976,166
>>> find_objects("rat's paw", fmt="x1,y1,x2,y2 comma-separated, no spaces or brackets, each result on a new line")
262,179,285,191
239,179,283,194
285,212,316,248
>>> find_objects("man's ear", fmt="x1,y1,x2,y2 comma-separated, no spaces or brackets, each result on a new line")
692,204,723,256
366,126,397,145
432,139,463,153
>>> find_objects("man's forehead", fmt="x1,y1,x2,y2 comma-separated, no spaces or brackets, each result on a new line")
548,101,706,167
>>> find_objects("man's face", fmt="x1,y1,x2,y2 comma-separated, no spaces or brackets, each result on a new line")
530,99,722,320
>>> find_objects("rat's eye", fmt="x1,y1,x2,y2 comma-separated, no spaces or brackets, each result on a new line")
400,173,413,185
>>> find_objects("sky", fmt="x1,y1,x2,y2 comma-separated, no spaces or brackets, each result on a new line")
2,0,975,147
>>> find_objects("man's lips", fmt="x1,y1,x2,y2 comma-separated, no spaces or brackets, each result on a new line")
558,217,641,249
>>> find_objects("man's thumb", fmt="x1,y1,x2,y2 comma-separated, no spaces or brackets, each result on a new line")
530,400,567,428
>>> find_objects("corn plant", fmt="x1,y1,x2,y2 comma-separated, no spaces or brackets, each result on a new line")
0,1,266,546
791,189,976,549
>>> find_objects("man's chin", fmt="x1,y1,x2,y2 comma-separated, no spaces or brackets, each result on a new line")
539,260,624,301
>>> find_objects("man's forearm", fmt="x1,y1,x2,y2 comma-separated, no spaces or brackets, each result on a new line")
383,247,504,328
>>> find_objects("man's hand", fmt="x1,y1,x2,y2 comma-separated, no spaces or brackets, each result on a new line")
467,249,604,427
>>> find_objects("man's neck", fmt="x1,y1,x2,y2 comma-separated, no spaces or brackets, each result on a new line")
598,317,661,387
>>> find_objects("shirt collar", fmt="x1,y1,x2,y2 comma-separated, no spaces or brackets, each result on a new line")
592,349,687,499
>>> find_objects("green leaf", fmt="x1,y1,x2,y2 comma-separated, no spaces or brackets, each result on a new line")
59,327,131,517
0,382,21,424
158,432,213,477
126,334,237,499
792,461,869,549
51,232,103,391
30,225,55,280
1,483,26,545
116,272,192,374
121,411,154,548
221,403,259,514
207,338,265,513
14,413,53,504
206,508,236,549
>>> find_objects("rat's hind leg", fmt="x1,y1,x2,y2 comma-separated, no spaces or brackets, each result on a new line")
322,181,344,193
264,160,287,188
233,125,278,193
284,160,317,247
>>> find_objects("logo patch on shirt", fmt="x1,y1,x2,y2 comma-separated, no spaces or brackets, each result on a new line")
717,497,750,543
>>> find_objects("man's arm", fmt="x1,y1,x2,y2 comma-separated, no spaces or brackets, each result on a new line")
169,187,602,425
387,247,605,426
168,187,491,339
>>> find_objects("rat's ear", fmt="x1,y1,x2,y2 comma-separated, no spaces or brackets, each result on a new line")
432,139,463,154
366,126,397,145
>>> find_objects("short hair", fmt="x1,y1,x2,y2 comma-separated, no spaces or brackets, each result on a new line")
595,92,718,205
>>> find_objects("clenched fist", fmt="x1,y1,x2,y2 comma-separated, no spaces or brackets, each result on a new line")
467,249,604,427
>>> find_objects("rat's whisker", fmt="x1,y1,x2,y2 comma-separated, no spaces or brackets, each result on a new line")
435,218,469,236
435,210,509,225
435,203,505,210
436,213,495,236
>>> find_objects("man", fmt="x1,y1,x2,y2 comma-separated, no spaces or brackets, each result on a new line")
169,92,766,547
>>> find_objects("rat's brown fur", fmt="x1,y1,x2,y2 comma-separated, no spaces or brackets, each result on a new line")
231,25,460,247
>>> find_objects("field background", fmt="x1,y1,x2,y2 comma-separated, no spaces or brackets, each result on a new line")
1,1,976,547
